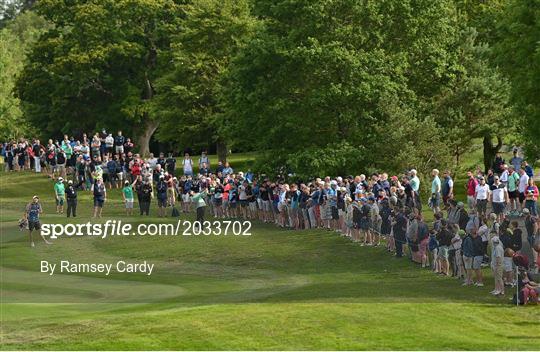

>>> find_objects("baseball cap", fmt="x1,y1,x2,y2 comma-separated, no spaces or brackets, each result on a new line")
522,208,530,214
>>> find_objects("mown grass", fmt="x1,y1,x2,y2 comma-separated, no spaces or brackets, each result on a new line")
1,153,539,350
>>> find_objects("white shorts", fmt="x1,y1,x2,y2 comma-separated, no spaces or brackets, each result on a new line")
115,145,124,154
125,199,134,209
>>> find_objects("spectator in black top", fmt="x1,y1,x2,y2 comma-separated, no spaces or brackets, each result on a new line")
65,180,78,217
156,175,168,217
165,153,176,175
392,208,408,258
114,131,125,154
471,231,485,286
32,140,42,173
137,179,153,216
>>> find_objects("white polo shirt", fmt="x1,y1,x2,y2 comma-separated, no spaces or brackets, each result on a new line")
475,184,490,200
492,184,506,203
518,173,529,193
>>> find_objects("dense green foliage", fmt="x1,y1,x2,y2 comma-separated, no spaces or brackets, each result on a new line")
152,0,256,158
0,10,48,140
3,0,537,173
15,0,184,155
494,0,540,158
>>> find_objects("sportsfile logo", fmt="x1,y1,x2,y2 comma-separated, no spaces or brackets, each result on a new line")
41,220,252,239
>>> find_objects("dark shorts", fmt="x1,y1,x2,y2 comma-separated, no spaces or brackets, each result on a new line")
331,206,339,220
476,199,487,213
518,192,526,203
492,202,505,215
28,220,41,231
430,193,441,207
239,200,248,207
157,197,167,207
508,190,518,199
359,218,369,230
94,197,105,208
213,198,222,206
56,197,64,206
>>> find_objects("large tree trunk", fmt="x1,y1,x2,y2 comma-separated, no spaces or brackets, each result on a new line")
483,133,503,174
136,67,157,157
136,117,159,157
216,139,228,163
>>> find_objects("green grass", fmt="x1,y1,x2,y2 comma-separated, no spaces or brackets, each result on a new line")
1,156,539,350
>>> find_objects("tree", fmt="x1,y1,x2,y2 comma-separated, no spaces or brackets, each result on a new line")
0,10,49,140
431,27,513,172
1,0,38,28
494,0,540,159
152,0,256,161
224,0,459,176
16,0,184,155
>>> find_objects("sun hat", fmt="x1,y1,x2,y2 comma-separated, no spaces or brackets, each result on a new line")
32,195,39,200
522,208,530,214
58,177,63,182
68,180,73,185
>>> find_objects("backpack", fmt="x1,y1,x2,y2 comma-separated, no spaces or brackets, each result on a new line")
458,210,469,230
171,206,180,217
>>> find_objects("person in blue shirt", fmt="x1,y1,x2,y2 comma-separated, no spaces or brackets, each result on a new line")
523,161,534,178
327,181,339,230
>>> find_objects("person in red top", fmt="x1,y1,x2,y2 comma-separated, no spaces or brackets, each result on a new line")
223,179,231,218
465,171,478,210
130,156,142,183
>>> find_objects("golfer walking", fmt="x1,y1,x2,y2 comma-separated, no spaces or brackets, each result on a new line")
25,196,52,247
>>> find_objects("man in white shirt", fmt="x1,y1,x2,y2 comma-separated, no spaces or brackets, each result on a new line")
517,168,529,210
490,176,508,222
409,169,421,210
499,164,509,184
475,176,490,217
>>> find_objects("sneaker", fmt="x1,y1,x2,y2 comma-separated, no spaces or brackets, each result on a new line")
30,242,35,248
462,282,471,286
476,283,484,287
491,290,500,295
